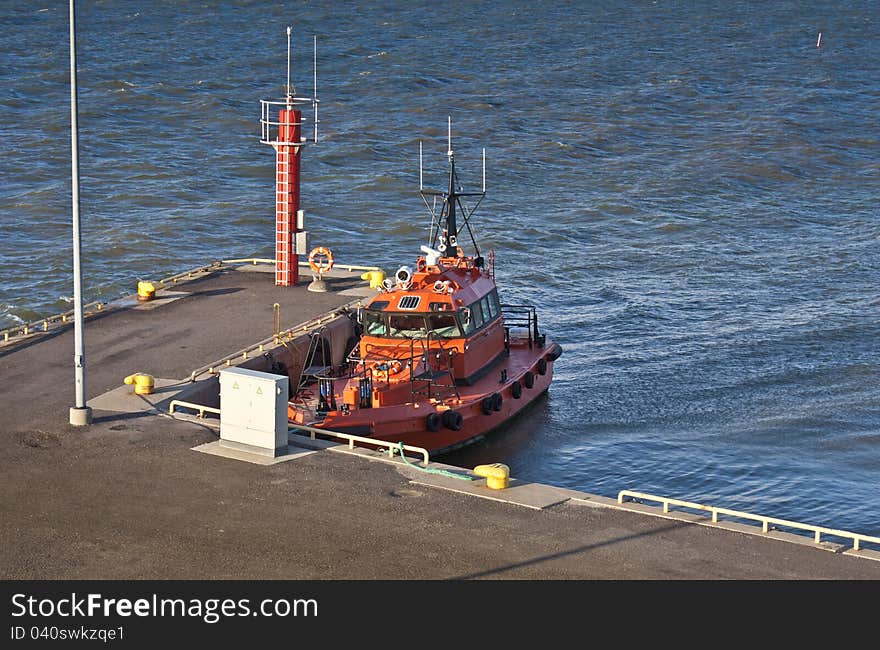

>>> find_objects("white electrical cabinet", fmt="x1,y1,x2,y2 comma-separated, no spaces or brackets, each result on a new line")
295,230,308,255
219,367,289,457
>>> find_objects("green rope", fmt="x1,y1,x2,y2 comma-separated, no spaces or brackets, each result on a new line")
396,442,474,481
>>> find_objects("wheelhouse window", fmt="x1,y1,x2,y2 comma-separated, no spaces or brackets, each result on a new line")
487,290,500,318
479,296,492,322
388,314,428,338
363,310,388,336
427,312,462,338
460,289,502,337
362,310,463,339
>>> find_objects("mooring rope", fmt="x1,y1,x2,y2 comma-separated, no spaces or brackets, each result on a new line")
396,442,474,481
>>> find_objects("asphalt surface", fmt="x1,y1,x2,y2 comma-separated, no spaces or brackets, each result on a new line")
2,265,878,580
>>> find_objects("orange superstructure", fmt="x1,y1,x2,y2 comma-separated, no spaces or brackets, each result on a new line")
287,125,562,454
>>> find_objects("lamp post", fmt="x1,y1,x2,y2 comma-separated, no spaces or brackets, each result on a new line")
68,0,91,426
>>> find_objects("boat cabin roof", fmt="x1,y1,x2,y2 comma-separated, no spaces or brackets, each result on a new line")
364,257,496,314
360,256,502,340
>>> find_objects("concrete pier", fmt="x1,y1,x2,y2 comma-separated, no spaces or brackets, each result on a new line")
1,262,878,579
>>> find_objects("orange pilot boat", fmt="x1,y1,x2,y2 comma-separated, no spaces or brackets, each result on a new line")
288,125,562,454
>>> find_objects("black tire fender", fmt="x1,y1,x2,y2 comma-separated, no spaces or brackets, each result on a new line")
442,409,463,431
425,411,441,432
537,357,548,376
511,381,522,399
481,396,494,415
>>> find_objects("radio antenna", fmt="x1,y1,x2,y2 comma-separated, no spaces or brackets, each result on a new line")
447,116,453,160
313,34,319,142
286,26,292,100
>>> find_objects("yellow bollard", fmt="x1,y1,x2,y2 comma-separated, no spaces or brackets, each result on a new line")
360,270,386,289
123,373,155,395
137,281,156,302
474,463,510,490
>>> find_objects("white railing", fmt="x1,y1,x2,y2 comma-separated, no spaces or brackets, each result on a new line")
260,97,317,145
221,257,382,273
289,423,430,467
221,258,276,265
0,260,223,345
618,490,880,553
167,400,429,466
1,258,379,347
169,400,221,419
1,300,105,343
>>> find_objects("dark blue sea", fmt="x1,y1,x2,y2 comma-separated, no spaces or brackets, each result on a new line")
2,1,878,538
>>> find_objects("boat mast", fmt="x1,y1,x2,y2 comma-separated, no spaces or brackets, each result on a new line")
420,117,486,258
444,118,459,254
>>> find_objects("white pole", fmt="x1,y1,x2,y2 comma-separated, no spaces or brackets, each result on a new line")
313,34,318,143
447,116,452,159
69,0,91,426
419,140,423,190
286,26,292,99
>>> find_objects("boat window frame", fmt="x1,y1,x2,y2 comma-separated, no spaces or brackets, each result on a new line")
361,309,465,339
487,290,500,318
363,309,389,336
387,313,429,338
426,312,464,338
479,295,492,323
460,289,502,337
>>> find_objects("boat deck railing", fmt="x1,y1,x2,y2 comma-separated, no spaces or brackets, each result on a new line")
321,337,460,408
500,303,541,349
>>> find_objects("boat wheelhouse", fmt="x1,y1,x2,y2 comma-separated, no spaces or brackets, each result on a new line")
288,123,561,453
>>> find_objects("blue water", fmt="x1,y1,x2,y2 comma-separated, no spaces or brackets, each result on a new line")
2,1,878,538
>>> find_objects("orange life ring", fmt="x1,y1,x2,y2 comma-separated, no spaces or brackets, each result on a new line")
308,246,334,274
374,360,403,380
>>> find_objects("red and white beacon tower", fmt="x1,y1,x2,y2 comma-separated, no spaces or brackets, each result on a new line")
260,28,320,286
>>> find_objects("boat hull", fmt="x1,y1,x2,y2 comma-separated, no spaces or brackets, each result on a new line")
292,341,561,455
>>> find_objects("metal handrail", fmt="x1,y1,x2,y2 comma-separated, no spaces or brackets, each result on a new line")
1,257,377,346
169,400,221,418
410,331,460,402
167,397,429,466
289,423,430,467
618,490,880,552
221,257,382,273
1,300,106,343
221,258,275,265
187,299,362,381
156,261,223,288
1,260,224,345
500,303,540,347
260,97,316,145
328,263,383,273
